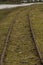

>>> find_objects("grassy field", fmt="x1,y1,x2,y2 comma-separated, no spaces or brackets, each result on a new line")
0,4,43,65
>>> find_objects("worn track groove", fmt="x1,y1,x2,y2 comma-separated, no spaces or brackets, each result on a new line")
28,15,43,64
0,20,15,65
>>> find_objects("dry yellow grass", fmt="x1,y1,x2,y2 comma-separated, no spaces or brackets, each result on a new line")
0,4,43,65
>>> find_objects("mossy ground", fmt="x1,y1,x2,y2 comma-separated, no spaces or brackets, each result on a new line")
0,4,43,65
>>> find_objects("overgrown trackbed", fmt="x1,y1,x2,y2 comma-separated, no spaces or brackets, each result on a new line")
0,5,43,65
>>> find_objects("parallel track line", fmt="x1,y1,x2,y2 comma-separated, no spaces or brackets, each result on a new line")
0,20,15,65
28,15,43,64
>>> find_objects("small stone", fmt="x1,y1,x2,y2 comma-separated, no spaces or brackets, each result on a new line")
19,51,22,54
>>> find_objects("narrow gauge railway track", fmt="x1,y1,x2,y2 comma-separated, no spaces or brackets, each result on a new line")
28,15,43,65
3,12,43,65
0,8,43,65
